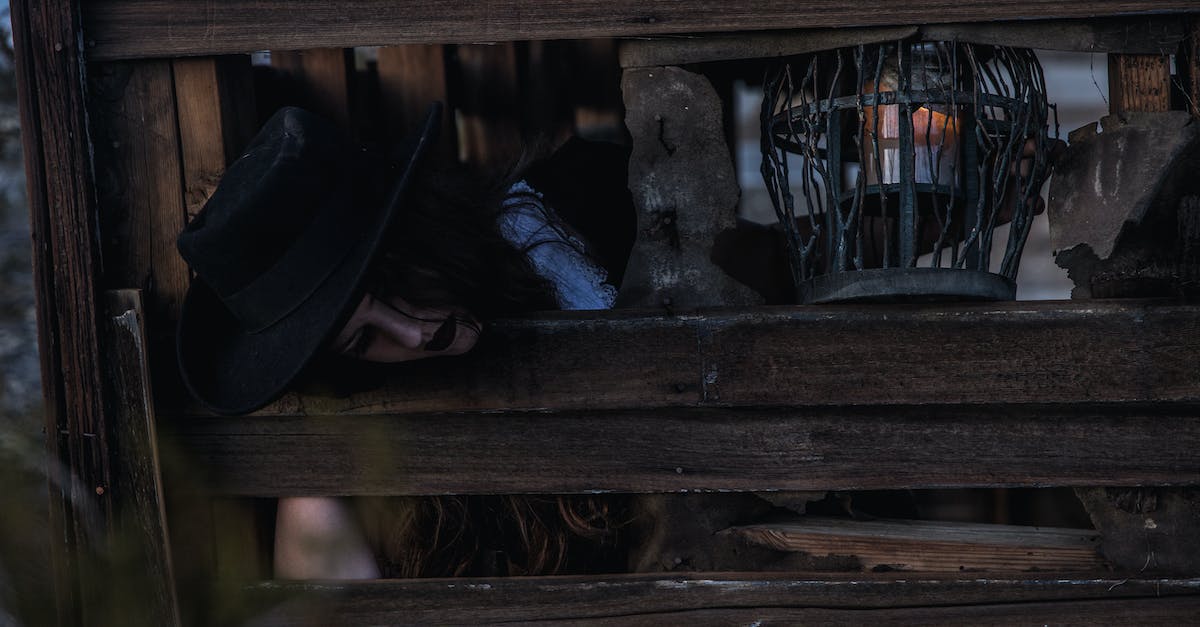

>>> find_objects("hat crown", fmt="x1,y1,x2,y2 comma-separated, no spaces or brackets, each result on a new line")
179,107,349,295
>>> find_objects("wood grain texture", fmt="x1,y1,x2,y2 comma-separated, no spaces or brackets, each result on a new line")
80,1,1200,61
89,60,191,323
12,1,112,624
168,404,1200,496
376,45,456,161
1109,54,1173,113
1187,18,1200,119
728,518,1105,573
269,49,354,131
100,290,180,627
244,574,1200,625
454,43,522,173
226,300,1200,417
620,17,1187,68
172,55,257,221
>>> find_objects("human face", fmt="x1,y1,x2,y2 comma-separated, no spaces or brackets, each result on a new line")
330,293,481,362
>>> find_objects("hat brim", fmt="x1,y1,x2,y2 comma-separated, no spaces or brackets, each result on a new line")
177,104,442,415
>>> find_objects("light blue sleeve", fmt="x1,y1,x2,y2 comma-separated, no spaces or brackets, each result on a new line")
497,180,618,310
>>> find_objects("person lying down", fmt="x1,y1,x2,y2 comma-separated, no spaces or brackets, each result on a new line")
175,105,636,578
175,104,1052,578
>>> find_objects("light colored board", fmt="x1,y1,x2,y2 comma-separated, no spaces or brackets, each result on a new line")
727,518,1104,573
172,55,257,221
1109,53,1173,113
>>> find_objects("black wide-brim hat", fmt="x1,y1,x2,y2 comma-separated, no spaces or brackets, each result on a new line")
176,104,441,415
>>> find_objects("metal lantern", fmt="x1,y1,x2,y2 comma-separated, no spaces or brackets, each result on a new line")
761,40,1057,303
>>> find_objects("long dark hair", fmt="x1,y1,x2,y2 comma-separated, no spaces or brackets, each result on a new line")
356,161,628,577
368,163,559,317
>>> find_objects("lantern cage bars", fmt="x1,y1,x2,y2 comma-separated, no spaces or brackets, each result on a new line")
761,40,1058,303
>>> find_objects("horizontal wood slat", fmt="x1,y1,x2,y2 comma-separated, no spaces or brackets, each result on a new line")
727,518,1105,573
81,1,1200,61
619,17,1190,68
244,574,1200,625
229,300,1200,418
169,404,1200,495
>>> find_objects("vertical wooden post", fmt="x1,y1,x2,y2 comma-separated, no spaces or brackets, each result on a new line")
270,48,354,131
101,290,181,627
87,59,194,627
1186,18,1200,119
11,1,111,624
1107,54,1172,114
171,54,262,614
454,43,522,173
88,61,191,324
173,56,258,221
571,39,624,138
376,44,457,161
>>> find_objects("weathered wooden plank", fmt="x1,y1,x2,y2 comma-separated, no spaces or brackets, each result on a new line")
375,44,456,161
269,49,354,131
620,17,1188,68
11,1,112,624
1109,54,1173,113
89,61,192,322
728,518,1105,573
242,574,1200,625
454,43,522,173
80,1,1200,61
168,404,1200,496
570,39,624,137
172,55,257,221
1187,18,1200,119
503,599,1200,626
100,290,180,627
227,301,1200,417
211,498,273,582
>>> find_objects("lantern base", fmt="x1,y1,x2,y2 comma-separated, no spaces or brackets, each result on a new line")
798,267,1016,304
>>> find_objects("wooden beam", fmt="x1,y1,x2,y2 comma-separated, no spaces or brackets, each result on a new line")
172,56,257,221
1109,53,1173,113
11,1,112,624
80,1,1200,61
727,518,1105,573
268,49,354,131
168,404,1200,496
244,574,1200,625
454,43,522,173
375,45,457,162
88,61,191,323
228,300,1200,417
620,17,1188,68
100,290,180,627
1187,18,1200,119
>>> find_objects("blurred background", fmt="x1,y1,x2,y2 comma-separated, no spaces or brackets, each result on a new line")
0,1,55,625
